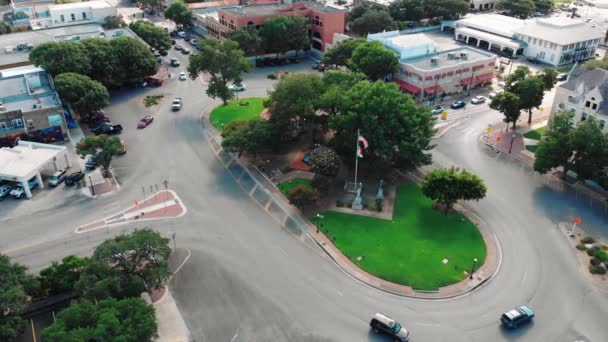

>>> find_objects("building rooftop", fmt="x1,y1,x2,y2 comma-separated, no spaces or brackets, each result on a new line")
0,141,66,179
221,1,344,17
404,47,493,71
0,66,60,113
189,0,238,10
515,18,604,46
0,23,139,68
48,0,113,10
560,66,608,116
456,13,525,39
386,33,437,49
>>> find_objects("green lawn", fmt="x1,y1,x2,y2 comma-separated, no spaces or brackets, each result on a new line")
318,183,486,290
523,127,546,140
277,178,312,195
209,97,266,131
526,145,539,153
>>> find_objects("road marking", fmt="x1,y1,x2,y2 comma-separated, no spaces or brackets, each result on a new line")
30,319,37,342
230,330,239,342
278,247,288,257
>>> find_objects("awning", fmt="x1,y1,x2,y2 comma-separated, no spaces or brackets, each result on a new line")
461,72,494,85
424,85,443,94
455,27,524,50
394,79,420,93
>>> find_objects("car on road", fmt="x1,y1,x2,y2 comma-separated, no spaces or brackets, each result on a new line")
10,177,38,199
370,313,410,341
189,38,197,46
556,73,568,81
137,115,154,128
170,58,180,67
177,31,186,38
48,169,67,187
175,44,183,50
471,95,486,104
450,100,466,109
172,97,182,111
488,92,498,99
501,306,535,328
181,48,190,55
85,156,97,170
230,82,246,91
179,71,187,80
83,112,110,125
117,139,127,155
0,183,13,200
65,171,85,186
143,76,163,87
431,105,444,115
92,123,123,135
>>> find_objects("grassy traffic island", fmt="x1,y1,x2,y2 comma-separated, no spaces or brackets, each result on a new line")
209,97,266,131
317,183,486,290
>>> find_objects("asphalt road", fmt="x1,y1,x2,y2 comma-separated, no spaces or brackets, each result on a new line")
1,47,608,342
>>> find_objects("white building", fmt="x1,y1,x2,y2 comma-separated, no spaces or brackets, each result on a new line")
551,66,608,132
469,0,497,11
49,0,116,26
446,14,604,66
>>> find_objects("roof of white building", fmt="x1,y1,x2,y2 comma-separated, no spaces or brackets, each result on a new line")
385,33,437,49
560,66,608,115
456,14,525,39
515,18,605,46
0,141,66,179
48,0,114,10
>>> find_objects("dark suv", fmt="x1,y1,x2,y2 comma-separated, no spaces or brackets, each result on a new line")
500,306,535,328
370,313,410,341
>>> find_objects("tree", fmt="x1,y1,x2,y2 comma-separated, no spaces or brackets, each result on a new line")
285,16,309,56
534,111,575,178
533,0,552,13
287,186,320,208
227,29,261,55
76,135,122,177
489,91,521,129
164,0,193,27
39,255,92,296
569,118,608,179
76,260,145,300
331,81,435,169
497,0,536,19
584,58,608,71
312,174,332,195
259,16,291,56
110,36,158,85
349,2,387,22
351,10,397,36
424,0,469,19
221,120,274,157
188,38,252,105
81,38,117,86
389,0,425,22
129,20,171,51
539,67,558,91
322,70,366,89
30,41,91,76
421,167,487,214
41,298,157,342
349,41,398,81
54,73,110,115
310,146,342,177
268,73,324,130
103,15,126,29
516,77,545,124
0,254,39,341
322,38,366,66
504,65,530,92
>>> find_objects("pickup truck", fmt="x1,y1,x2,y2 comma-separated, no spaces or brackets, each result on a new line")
92,123,123,135
171,97,182,111
10,178,38,199
143,76,163,86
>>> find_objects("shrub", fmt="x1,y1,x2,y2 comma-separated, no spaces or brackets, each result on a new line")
267,74,277,80
594,250,608,262
312,174,332,195
601,245,608,251
576,243,588,251
310,146,342,177
589,264,607,274
587,246,600,257
287,185,319,208
581,236,595,244
590,257,602,266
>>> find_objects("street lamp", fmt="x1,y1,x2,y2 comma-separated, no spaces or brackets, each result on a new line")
508,133,516,154
315,213,324,233
469,258,478,279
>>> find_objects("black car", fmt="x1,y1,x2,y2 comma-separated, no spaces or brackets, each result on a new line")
370,313,410,341
450,100,466,109
500,306,535,328
92,123,123,135
85,156,97,170
556,73,568,81
65,171,85,186
527,57,540,64
255,59,265,67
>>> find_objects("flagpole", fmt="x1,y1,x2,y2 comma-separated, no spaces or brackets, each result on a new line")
354,129,359,188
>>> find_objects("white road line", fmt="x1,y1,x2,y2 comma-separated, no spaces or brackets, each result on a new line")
230,331,239,342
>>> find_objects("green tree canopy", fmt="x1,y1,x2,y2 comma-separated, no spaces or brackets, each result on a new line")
497,0,536,19
41,298,157,342
30,41,91,76
102,15,126,29
0,254,39,341
331,81,435,169
39,255,92,296
164,0,193,27
287,186,320,208
310,146,342,177
489,91,521,129
516,76,545,124
351,10,397,36
534,111,576,177
268,73,324,130
55,73,110,115
129,20,171,51
539,67,559,91
188,38,252,104
349,41,398,81
76,135,122,177
349,2,387,22
81,38,117,86
285,16,309,56
259,16,291,55
533,0,552,13
76,260,145,300
389,0,425,22
569,118,608,179
322,70,366,89
424,0,469,19
322,38,366,66
221,119,274,157
110,36,158,85
227,28,261,55
421,167,487,214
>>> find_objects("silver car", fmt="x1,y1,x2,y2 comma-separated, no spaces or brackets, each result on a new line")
471,95,486,104
370,313,410,341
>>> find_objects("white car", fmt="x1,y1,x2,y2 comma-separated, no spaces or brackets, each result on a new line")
471,95,486,104
488,92,497,99
177,31,186,38
179,72,186,80
172,97,182,111
231,82,246,91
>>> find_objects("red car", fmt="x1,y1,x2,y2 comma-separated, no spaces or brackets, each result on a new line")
137,115,154,128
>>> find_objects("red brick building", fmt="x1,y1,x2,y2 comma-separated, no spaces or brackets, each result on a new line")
200,1,346,52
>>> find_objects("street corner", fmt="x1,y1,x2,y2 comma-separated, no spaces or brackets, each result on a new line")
74,190,187,234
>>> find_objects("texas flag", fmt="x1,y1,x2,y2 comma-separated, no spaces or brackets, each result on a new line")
356,134,369,158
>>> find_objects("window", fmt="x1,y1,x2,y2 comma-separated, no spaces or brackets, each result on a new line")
82,12,86,20
600,120,606,129
70,13,75,21
592,103,598,110
60,14,65,22
581,112,588,121
12,118,23,127
585,101,591,108
533,38,537,45
26,119,34,127
0,121,5,129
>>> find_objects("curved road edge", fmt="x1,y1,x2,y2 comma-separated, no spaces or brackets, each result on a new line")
199,110,503,300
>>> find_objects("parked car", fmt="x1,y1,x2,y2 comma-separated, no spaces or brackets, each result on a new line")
527,57,540,64
177,31,186,38
288,56,300,64
556,73,568,81
171,97,182,111
117,139,127,155
170,58,180,67
0,183,13,200
471,95,486,104
143,76,163,86
181,48,190,55
65,171,85,186
501,306,535,328
255,59,265,67
370,313,410,342
431,106,444,115
450,100,466,109
189,38,197,46
263,57,275,66
230,82,246,91
48,169,68,187
137,115,154,128
82,112,110,125
92,123,123,135
171,39,176,45
85,156,97,170
488,92,498,99
175,43,183,50
179,71,187,80
10,177,38,199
